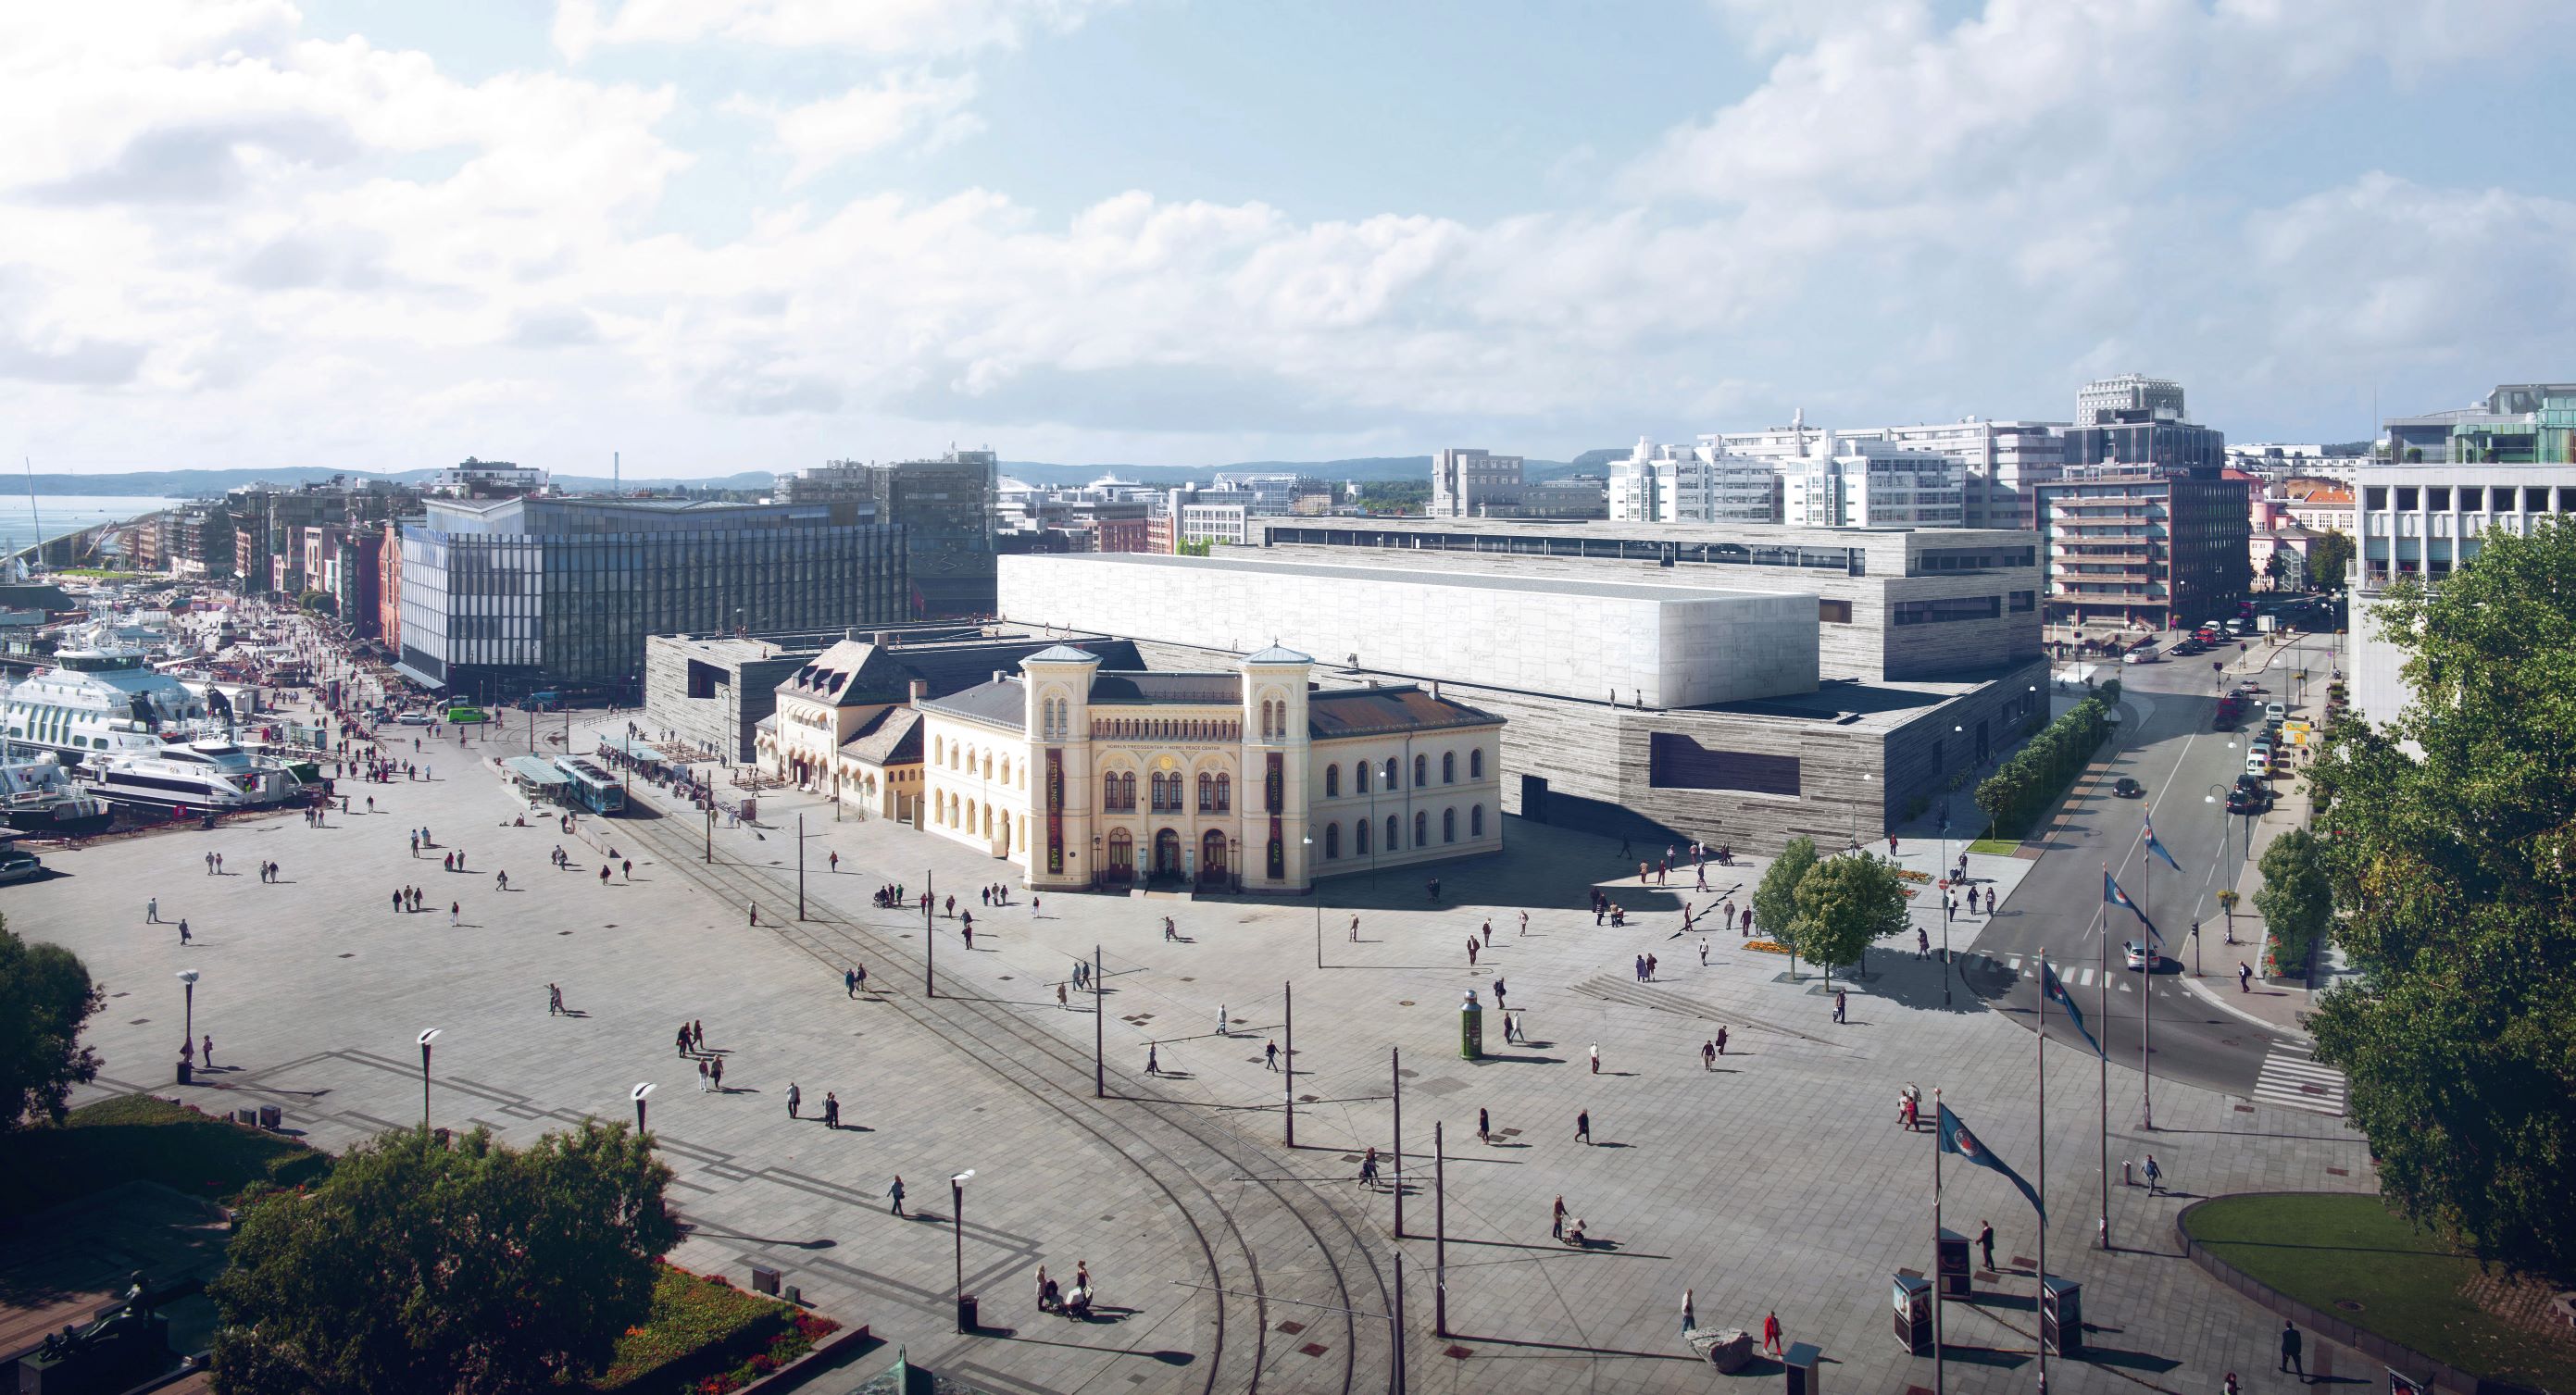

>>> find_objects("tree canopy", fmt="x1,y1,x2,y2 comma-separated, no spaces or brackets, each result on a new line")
0,915,103,1133
1790,853,1911,985
209,1120,679,1395
2307,517,2576,1280
1753,835,1817,944
2307,529,2354,592
2251,827,2331,973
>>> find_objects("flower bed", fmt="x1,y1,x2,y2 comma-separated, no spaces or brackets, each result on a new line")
590,1263,841,1394
1744,940,1791,955
1893,868,1932,884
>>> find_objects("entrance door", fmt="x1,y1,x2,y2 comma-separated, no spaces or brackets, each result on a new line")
1153,828,1182,876
1200,829,1227,884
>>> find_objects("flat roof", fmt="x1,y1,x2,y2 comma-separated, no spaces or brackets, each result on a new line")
1036,552,1781,604
1260,516,2037,550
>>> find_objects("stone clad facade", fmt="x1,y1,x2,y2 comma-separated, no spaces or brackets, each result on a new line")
916,645,1504,892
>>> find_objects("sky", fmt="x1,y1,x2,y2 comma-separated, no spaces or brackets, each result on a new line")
3,0,2571,478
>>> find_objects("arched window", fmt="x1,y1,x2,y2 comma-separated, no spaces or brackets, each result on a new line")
932,736,943,764
1386,814,1402,850
1355,820,1370,855
1122,771,1138,810
1414,754,1427,787
1325,764,1340,798
1414,811,1428,846
1470,748,1483,779
1383,757,1399,789
1197,772,1214,811
1442,752,1455,784
1103,771,1123,811
1470,804,1484,837
1443,808,1456,843
1324,822,1341,859
1356,762,1371,794
1215,773,1231,811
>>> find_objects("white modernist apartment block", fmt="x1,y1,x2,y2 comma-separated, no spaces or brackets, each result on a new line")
1607,440,1781,523
1778,447,1966,528
997,552,1821,707
912,644,1505,891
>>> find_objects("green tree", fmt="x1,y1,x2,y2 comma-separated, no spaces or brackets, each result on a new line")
1790,854,1912,989
2251,827,2331,971
2307,529,2354,592
2307,517,2576,1280
296,589,337,617
2263,549,2290,587
0,915,103,1132
210,1121,679,1394
1752,836,1817,951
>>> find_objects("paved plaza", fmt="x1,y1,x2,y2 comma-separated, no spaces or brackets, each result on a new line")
6,698,2381,1394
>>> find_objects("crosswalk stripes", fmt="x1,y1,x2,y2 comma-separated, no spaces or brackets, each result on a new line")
2251,1041,2347,1117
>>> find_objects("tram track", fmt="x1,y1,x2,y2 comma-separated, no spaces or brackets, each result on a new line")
616,811,1392,1395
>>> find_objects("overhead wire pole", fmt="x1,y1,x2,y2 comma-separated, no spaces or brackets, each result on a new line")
1932,1084,1945,1395
1391,1047,1405,1239
1433,1121,1447,1339
1094,943,1106,1098
2096,864,2110,1251
924,869,935,999
2037,956,2050,1395
1282,981,1294,1146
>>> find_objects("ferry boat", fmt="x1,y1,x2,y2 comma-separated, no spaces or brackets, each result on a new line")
2,646,218,763
0,751,113,834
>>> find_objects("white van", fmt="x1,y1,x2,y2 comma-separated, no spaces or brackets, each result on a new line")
2265,703,2287,723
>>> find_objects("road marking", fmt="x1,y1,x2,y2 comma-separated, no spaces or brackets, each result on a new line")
2250,1041,2346,1117
2117,978,2132,993
2074,967,2095,987
2007,954,2024,971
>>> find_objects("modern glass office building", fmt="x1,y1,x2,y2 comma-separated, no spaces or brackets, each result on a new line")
395,497,907,699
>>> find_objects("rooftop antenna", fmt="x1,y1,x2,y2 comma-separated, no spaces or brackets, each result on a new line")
613,450,619,496
22,458,40,573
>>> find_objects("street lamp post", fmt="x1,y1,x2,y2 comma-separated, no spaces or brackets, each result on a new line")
631,1081,654,1133
175,970,199,1079
951,1170,977,1332
417,1028,442,1132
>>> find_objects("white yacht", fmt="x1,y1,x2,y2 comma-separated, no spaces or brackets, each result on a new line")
81,739,304,811
2,646,217,762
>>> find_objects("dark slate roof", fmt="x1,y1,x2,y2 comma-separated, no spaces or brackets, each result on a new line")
918,677,1028,729
1307,686,1504,739
839,706,923,766
782,637,1141,708
1086,672,1241,704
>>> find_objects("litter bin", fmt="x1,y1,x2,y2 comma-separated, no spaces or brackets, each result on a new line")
176,1060,194,1086
956,1294,979,1332
1783,1340,1821,1395
258,1104,282,1130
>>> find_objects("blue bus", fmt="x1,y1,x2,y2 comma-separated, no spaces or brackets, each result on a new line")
554,756,625,815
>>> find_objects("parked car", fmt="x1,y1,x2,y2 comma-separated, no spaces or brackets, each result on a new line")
0,846,44,884
2112,777,2145,798
2246,754,2271,778
2122,650,2159,665
2266,703,2287,723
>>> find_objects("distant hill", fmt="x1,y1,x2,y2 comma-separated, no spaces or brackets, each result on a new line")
20,467,779,498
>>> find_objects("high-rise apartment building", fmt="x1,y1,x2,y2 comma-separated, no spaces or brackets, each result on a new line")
2034,467,2248,631
1778,446,1965,528
394,496,907,699
2076,374,2188,427
1431,449,1527,517
1607,441,1781,523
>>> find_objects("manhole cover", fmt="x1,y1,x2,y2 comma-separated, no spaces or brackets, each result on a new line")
2334,1300,2364,1313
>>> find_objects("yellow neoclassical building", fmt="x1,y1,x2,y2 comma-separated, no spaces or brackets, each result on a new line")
914,644,1505,892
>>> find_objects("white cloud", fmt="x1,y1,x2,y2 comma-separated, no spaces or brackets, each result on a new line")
551,0,1125,59
731,69,982,183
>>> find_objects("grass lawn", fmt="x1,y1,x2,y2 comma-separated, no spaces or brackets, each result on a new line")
590,1264,836,1394
1967,838,2020,856
0,1092,331,1220
2185,1193,2576,1393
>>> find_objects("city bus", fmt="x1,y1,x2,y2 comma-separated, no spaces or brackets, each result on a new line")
553,755,625,815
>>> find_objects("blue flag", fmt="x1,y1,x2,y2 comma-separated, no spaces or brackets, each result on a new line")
2143,816,2181,872
2041,961,2103,1057
2104,870,2165,948
1939,1102,2044,1220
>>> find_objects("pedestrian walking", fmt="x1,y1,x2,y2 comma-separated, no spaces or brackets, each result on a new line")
1833,989,1847,1024
547,982,564,1015
201,1034,213,1066
1632,953,1644,982
146,897,158,924
1145,1041,1161,1076
1492,978,1507,1010
622,860,631,881
1699,938,1708,965
845,968,857,998
710,1056,724,1091
1645,953,1657,980
1057,982,1069,1010
1978,1220,1995,1271
1265,1040,1280,1071
1349,914,1360,942
1481,920,1493,947
748,901,758,927
1358,1147,1380,1189
179,919,192,946
2279,1320,2305,1380
1552,1195,1567,1239
1917,928,1931,959
697,1058,710,1092
2238,961,2253,991
822,1092,840,1129
693,1020,706,1051
449,902,459,927
1467,938,1479,966
1477,1106,1491,1143
1702,1040,1716,1070
205,852,215,876
1575,1108,1592,1144
1519,910,1528,936
2143,1152,2163,1195
787,1082,801,1118
1763,1311,1784,1357
1216,1004,1228,1036
1716,1026,1728,1055
1589,1043,1600,1074
1682,1288,1695,1336
829,851,839,873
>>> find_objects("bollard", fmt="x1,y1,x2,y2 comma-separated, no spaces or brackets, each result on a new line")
1458,990,1483,1060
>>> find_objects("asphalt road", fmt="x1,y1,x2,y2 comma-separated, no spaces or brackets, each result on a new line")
1964,629,2345,1111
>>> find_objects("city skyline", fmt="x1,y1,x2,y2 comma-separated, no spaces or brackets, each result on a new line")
5,1,2572,477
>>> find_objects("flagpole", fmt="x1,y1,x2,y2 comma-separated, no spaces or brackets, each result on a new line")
1932,1085,1945,1394
2143,832,2156,1132
2036,953,2049,1395
2098,863,2111,1252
